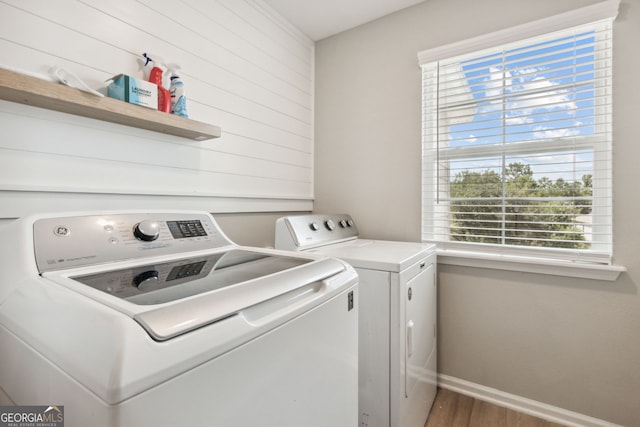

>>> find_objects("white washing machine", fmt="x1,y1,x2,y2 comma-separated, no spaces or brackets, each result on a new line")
0,210,359,427
275,214,437,427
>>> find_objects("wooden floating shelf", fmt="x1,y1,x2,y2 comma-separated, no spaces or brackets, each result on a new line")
0,68,221,141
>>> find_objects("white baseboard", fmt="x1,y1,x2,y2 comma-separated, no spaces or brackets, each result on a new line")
437,374,622,427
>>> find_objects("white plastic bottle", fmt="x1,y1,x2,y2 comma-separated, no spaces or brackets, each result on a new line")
167,64,188,118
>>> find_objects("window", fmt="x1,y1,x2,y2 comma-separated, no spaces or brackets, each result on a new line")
419,9,616,264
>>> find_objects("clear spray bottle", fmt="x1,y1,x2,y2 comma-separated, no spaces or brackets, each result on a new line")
167,63,188,118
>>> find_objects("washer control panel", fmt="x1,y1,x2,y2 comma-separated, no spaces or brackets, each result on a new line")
275,214,358,251
34,212,231,273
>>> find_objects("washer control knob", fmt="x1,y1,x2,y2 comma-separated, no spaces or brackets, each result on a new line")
133,220,160,241
339,220,348,228
325,219,336,231
347,219,355,227
309,222,320,231
133,270,159,290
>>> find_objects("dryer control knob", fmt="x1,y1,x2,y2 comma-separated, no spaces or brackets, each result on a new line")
310,222,320,231
339,220,348,228
133,220,160,241
325,219,336,231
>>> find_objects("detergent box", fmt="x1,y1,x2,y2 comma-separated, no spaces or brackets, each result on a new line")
107,74,157,110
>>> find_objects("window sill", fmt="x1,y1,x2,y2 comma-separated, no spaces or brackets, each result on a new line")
436,249,626,281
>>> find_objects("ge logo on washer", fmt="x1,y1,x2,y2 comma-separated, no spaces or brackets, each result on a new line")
53,226,71,237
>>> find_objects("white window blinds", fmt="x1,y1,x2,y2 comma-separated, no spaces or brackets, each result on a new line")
420,16,614,264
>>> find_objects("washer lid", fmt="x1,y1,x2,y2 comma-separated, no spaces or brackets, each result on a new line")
63,250,348,341
134,256,347,341
70,250,312,305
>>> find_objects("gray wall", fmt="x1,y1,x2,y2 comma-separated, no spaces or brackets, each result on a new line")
314,0,640,425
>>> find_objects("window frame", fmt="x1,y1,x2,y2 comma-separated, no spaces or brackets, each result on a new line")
417,0,622,276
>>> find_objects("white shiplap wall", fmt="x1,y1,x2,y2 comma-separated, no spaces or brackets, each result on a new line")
0,0,314,218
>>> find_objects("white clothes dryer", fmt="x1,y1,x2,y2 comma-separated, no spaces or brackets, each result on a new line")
275,214,437,427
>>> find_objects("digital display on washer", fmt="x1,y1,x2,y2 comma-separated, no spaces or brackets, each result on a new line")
71,250,312,305
167,220,208,239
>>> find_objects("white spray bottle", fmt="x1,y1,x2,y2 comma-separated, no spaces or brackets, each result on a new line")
167,63,188,118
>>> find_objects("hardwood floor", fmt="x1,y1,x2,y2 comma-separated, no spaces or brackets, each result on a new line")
425,388,567,427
